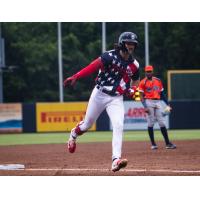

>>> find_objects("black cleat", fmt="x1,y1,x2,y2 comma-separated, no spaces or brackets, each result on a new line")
166,143,176,149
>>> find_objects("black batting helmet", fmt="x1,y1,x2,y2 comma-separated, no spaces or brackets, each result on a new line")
118,32,138,51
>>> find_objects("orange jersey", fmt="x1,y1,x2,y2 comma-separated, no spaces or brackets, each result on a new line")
138,77,164,99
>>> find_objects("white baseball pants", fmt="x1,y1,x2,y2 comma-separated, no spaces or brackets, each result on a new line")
79,87,125,160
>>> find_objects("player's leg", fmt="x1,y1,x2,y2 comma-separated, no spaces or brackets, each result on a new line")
146,107,157,149
106,96,127,172
155,105,176,149
67,87,107,153
148,127,157,149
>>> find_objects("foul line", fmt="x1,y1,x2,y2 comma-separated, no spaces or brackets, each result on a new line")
18,168,200,173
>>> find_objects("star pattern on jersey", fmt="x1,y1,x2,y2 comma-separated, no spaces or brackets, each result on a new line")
96,50,139,95
115,71,119,75
112,60,117,65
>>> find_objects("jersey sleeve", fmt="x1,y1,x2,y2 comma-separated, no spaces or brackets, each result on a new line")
131,68,140,80
74,58,103,79
100,51,113,68
130,59,140,80
138,80,145,92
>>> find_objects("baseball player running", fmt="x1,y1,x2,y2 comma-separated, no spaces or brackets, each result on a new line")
63,32,140,172
138,65,176,150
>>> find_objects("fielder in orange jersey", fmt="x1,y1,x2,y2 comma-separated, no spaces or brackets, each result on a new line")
138,65,176,150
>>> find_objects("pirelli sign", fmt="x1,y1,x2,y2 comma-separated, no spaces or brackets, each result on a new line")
36,102,96,132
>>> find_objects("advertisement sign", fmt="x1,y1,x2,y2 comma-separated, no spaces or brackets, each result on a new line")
0,104,22,133
124,101,169,130
110,101,169,130
36,102,96,132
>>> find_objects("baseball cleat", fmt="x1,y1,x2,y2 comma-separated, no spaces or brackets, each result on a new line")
166,143,176,149
67,138,76,153
111,158,128,172
151,145,158,150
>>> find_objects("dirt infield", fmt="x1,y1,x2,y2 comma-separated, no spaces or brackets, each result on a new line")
0,140,200,176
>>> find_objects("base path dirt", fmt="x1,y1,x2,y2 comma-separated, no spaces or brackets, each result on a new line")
0,140,200,176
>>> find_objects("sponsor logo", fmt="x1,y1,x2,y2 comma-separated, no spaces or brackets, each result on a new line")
124,107,147,123
41,111,85,123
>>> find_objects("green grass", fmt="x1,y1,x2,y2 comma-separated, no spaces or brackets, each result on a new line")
0,130,200,146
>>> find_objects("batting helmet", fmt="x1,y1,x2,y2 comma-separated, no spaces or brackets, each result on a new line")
118,32,138,52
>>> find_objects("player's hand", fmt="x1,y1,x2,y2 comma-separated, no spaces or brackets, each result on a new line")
127,86,137,98
165,105,172,112
167,105,172,111
144,108,150,114
63,75,77,87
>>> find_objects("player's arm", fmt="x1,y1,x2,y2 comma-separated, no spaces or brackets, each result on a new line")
160,81,172,110
139,91,147,107
63,58,103,87
127,69,140,98
130,69,140,87
160,90,169,105
138,80,149,113
139,91,150,113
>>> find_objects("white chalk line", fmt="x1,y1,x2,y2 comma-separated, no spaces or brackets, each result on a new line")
10,168,200,173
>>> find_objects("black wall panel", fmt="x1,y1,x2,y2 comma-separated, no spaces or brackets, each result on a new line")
22,103,36,133
170,101,200,129
96,110,109,131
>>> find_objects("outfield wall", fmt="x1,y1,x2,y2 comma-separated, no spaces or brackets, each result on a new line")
170,101,200,129
0,101,200,133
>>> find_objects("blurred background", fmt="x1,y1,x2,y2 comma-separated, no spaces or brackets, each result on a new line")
0,22,200,133
1,22,200,103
